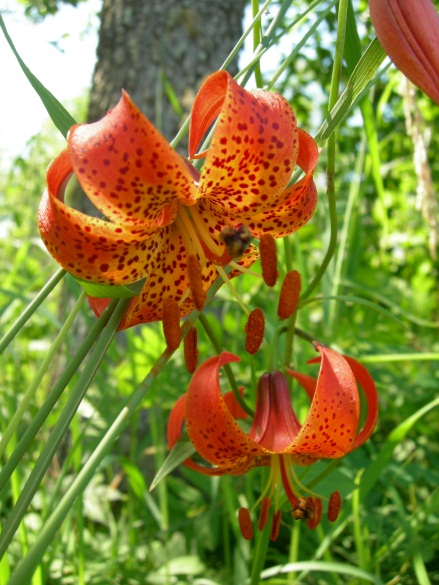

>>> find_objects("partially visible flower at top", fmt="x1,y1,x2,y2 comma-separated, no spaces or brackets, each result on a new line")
167,345,378,540
369,0,439,104
38,71,319,330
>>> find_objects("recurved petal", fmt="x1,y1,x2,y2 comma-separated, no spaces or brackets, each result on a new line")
343,356,379,448
285,346,360,460
166,393,235,476
232,129,318,238
39,150,162,285
195,71,299,217
185,353,268,468
68,91,198,227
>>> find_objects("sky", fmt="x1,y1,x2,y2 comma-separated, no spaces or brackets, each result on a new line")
0,0,101,170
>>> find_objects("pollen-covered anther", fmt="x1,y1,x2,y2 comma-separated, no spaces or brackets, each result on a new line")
220,225,253,259
259,233,278,287
327,490,342,522
245,308,265,355
270,510,282,542
277,270,302,319
186,254,207,311
238,507,254,540
162,298,181,351
258,498,271,531
306,497,322,530
183,326,199,374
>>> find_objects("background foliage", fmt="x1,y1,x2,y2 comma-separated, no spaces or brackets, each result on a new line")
1,0,438,584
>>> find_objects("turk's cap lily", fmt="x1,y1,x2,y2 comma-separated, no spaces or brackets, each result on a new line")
167,346,378,537
369,0,439,104
38,71,318,329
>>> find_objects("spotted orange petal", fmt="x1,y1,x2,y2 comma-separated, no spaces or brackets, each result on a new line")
185,353,268,468
68,91,198,227
284,346,360,460
343,355,379,449
193,71,299,218
235,129,318,238
306,353,379,449
38,150,162,285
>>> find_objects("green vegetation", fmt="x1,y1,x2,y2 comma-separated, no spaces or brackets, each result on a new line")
1,1,438,584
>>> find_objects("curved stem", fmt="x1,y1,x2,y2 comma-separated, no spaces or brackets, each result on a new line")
301,0,349,301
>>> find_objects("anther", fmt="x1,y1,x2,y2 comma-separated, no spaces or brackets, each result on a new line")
270,510,282,542
306,497,322,530
258,498,271,531
238,507,254,540
162,298,181,351
277,270,302,319
245,308,265,355
187,255,206,311
327,490,342,522
259,234,278,287
220,225,253,258
183,326,199,373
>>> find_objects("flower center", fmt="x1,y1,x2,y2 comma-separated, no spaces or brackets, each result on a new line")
238,454,341,541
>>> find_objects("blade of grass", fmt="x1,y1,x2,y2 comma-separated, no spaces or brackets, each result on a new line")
0,268,65,355
0,297,131,560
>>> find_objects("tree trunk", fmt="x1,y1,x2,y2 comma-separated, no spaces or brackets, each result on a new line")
87,0,247,146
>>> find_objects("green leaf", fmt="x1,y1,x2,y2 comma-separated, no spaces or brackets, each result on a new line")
73,277,145,298
360,395,439,500
150,431,196,492
315,37,387,147
0,14,76,137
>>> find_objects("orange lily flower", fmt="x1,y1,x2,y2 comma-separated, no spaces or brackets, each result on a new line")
38,71,319,329
167,345,378,539
369,0,439,104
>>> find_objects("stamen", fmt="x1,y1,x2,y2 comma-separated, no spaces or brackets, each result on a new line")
162,298,181,351
258,498,271,531
238,507,254,540
174,214,201,259
187,255,207,311
220,225,253,259
245,308,265,355
215,266,250,316
327,491,342,522
277,270,302,319
183,326,199,373
306,498,323,530
270,510,282,542
187,206,224,257
259,234,278,287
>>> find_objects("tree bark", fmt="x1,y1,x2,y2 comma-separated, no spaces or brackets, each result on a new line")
88,0,247,146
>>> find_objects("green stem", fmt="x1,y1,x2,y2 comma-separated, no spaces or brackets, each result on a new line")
301,0,349,301
249,512,271,585
198,312,254,416
0,268,65,355
0,298,118,496
0,291,87,460
0,298,130,561
251,0,264,88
